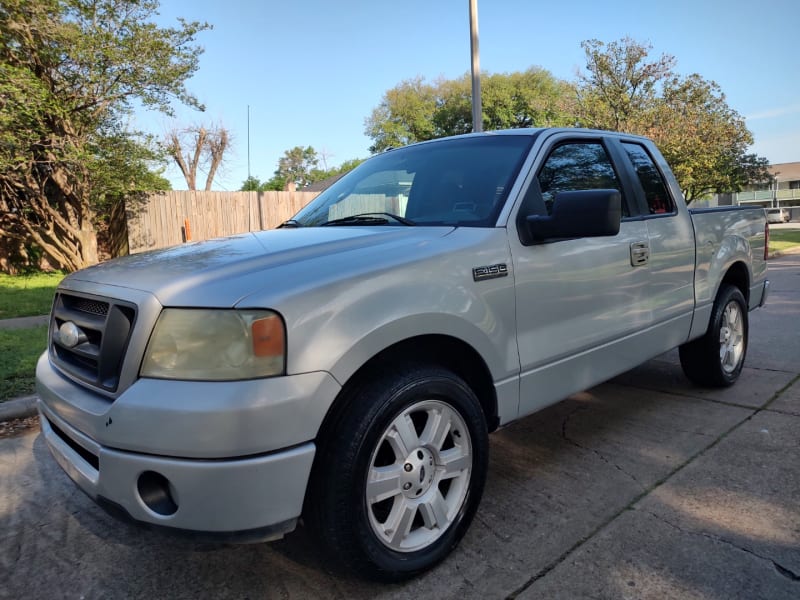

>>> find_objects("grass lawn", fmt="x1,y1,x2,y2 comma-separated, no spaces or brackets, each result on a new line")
0,272,64,319
769,228,800,254
0,325,48,402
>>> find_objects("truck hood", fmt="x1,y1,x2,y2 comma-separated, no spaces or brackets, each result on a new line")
64,227,455,307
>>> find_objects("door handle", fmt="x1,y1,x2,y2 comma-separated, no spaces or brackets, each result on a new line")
630,241,650,266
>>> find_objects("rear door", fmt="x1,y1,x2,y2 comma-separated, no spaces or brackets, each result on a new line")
609,138,695,341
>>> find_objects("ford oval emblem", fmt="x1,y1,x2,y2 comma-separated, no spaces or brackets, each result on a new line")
59,322,82,348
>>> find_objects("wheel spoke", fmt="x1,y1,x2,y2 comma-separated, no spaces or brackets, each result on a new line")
730,306,740,329
730,340,742,365
439,447,471,478
419,490,449,530
721,346,731,368
420,405,454,450
385,498,416,546
386,413,420,457
367,464,404,503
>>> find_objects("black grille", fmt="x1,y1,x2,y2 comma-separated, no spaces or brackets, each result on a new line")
50,291,136,393
63,296,109,316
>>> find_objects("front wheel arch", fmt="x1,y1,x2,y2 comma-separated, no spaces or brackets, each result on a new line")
319,334,499,439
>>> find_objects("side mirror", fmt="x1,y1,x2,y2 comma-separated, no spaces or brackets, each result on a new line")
526,189,621,242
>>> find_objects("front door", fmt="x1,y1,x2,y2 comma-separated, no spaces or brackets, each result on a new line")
508,133,653,417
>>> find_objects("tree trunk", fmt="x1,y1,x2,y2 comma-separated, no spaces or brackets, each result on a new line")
2,173,101,272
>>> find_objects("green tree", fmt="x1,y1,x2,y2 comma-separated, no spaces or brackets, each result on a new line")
365,69,575,153
0,0,210,271
365,77,438,153
240,176,265,191
647,74,771,202
243,155,365,193
262,174,288,191
274,146,320,189
575,37,674,132
576,38,770,202
326,158,366,177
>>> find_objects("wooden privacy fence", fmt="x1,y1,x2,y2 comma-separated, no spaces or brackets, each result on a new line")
122,190,319,255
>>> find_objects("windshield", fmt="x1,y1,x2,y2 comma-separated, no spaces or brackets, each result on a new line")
291,134,534,227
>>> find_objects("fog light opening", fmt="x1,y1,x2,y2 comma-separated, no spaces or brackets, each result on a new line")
137,471,178,516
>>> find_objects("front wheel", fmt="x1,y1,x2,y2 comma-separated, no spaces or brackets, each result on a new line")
679,284,748,387
305,365,488,581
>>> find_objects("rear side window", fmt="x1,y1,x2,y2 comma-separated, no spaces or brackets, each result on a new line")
622,143,674,215
537,142,628,217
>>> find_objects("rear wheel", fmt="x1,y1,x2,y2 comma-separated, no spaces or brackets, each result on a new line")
679,284,748,387
305,364,488,581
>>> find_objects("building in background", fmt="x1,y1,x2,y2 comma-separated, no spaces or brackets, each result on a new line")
713,162,800,221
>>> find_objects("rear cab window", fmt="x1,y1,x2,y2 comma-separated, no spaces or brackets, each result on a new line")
621,143,675,216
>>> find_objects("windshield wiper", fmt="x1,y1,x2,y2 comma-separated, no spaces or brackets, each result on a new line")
277,219,303,228
320,212,415,227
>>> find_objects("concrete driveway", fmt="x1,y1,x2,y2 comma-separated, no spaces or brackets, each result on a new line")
1,255,798,599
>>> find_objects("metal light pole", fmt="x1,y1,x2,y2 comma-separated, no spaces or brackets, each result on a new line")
469,0,482,132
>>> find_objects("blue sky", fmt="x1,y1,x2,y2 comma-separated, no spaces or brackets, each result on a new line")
135,0,800,190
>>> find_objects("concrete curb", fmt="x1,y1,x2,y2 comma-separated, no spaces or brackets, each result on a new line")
0,315,49,329
768,245,800,259
0,316,46,422
0,395,38,422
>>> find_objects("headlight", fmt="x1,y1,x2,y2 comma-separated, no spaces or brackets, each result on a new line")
141,309,285,380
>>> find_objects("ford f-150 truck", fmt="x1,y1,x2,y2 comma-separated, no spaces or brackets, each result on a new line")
36,128,769,580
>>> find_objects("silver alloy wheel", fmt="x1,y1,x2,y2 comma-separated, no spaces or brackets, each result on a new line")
719,300,744,374
365,399,473,553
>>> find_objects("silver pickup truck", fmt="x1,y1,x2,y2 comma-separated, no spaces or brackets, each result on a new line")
36,128,769,579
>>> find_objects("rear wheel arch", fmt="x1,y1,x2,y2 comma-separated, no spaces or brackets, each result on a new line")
719,260,750,305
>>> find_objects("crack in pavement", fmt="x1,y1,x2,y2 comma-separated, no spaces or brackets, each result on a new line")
763,407,800,418
474,512,512,543
613,381,780,412
646,510,800,583
560,405,646,491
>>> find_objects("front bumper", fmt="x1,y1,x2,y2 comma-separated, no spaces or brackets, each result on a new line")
39,404,313,537
36,354,341,536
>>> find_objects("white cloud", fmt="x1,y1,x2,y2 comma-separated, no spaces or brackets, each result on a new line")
745,104,800,121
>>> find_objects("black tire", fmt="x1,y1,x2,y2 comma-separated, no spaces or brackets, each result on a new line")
679,284,748,387
304,364,488,581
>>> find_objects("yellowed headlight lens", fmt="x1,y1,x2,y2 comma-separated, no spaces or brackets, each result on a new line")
141,309,286,380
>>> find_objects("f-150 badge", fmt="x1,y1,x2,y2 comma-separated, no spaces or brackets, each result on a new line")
472,263,508,281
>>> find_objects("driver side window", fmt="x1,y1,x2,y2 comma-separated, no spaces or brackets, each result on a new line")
537,142,628,217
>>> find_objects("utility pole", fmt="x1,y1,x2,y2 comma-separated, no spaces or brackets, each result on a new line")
469,0,482,132
247,105,251,180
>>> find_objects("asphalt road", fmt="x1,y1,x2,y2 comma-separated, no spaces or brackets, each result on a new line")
1,255,798,600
